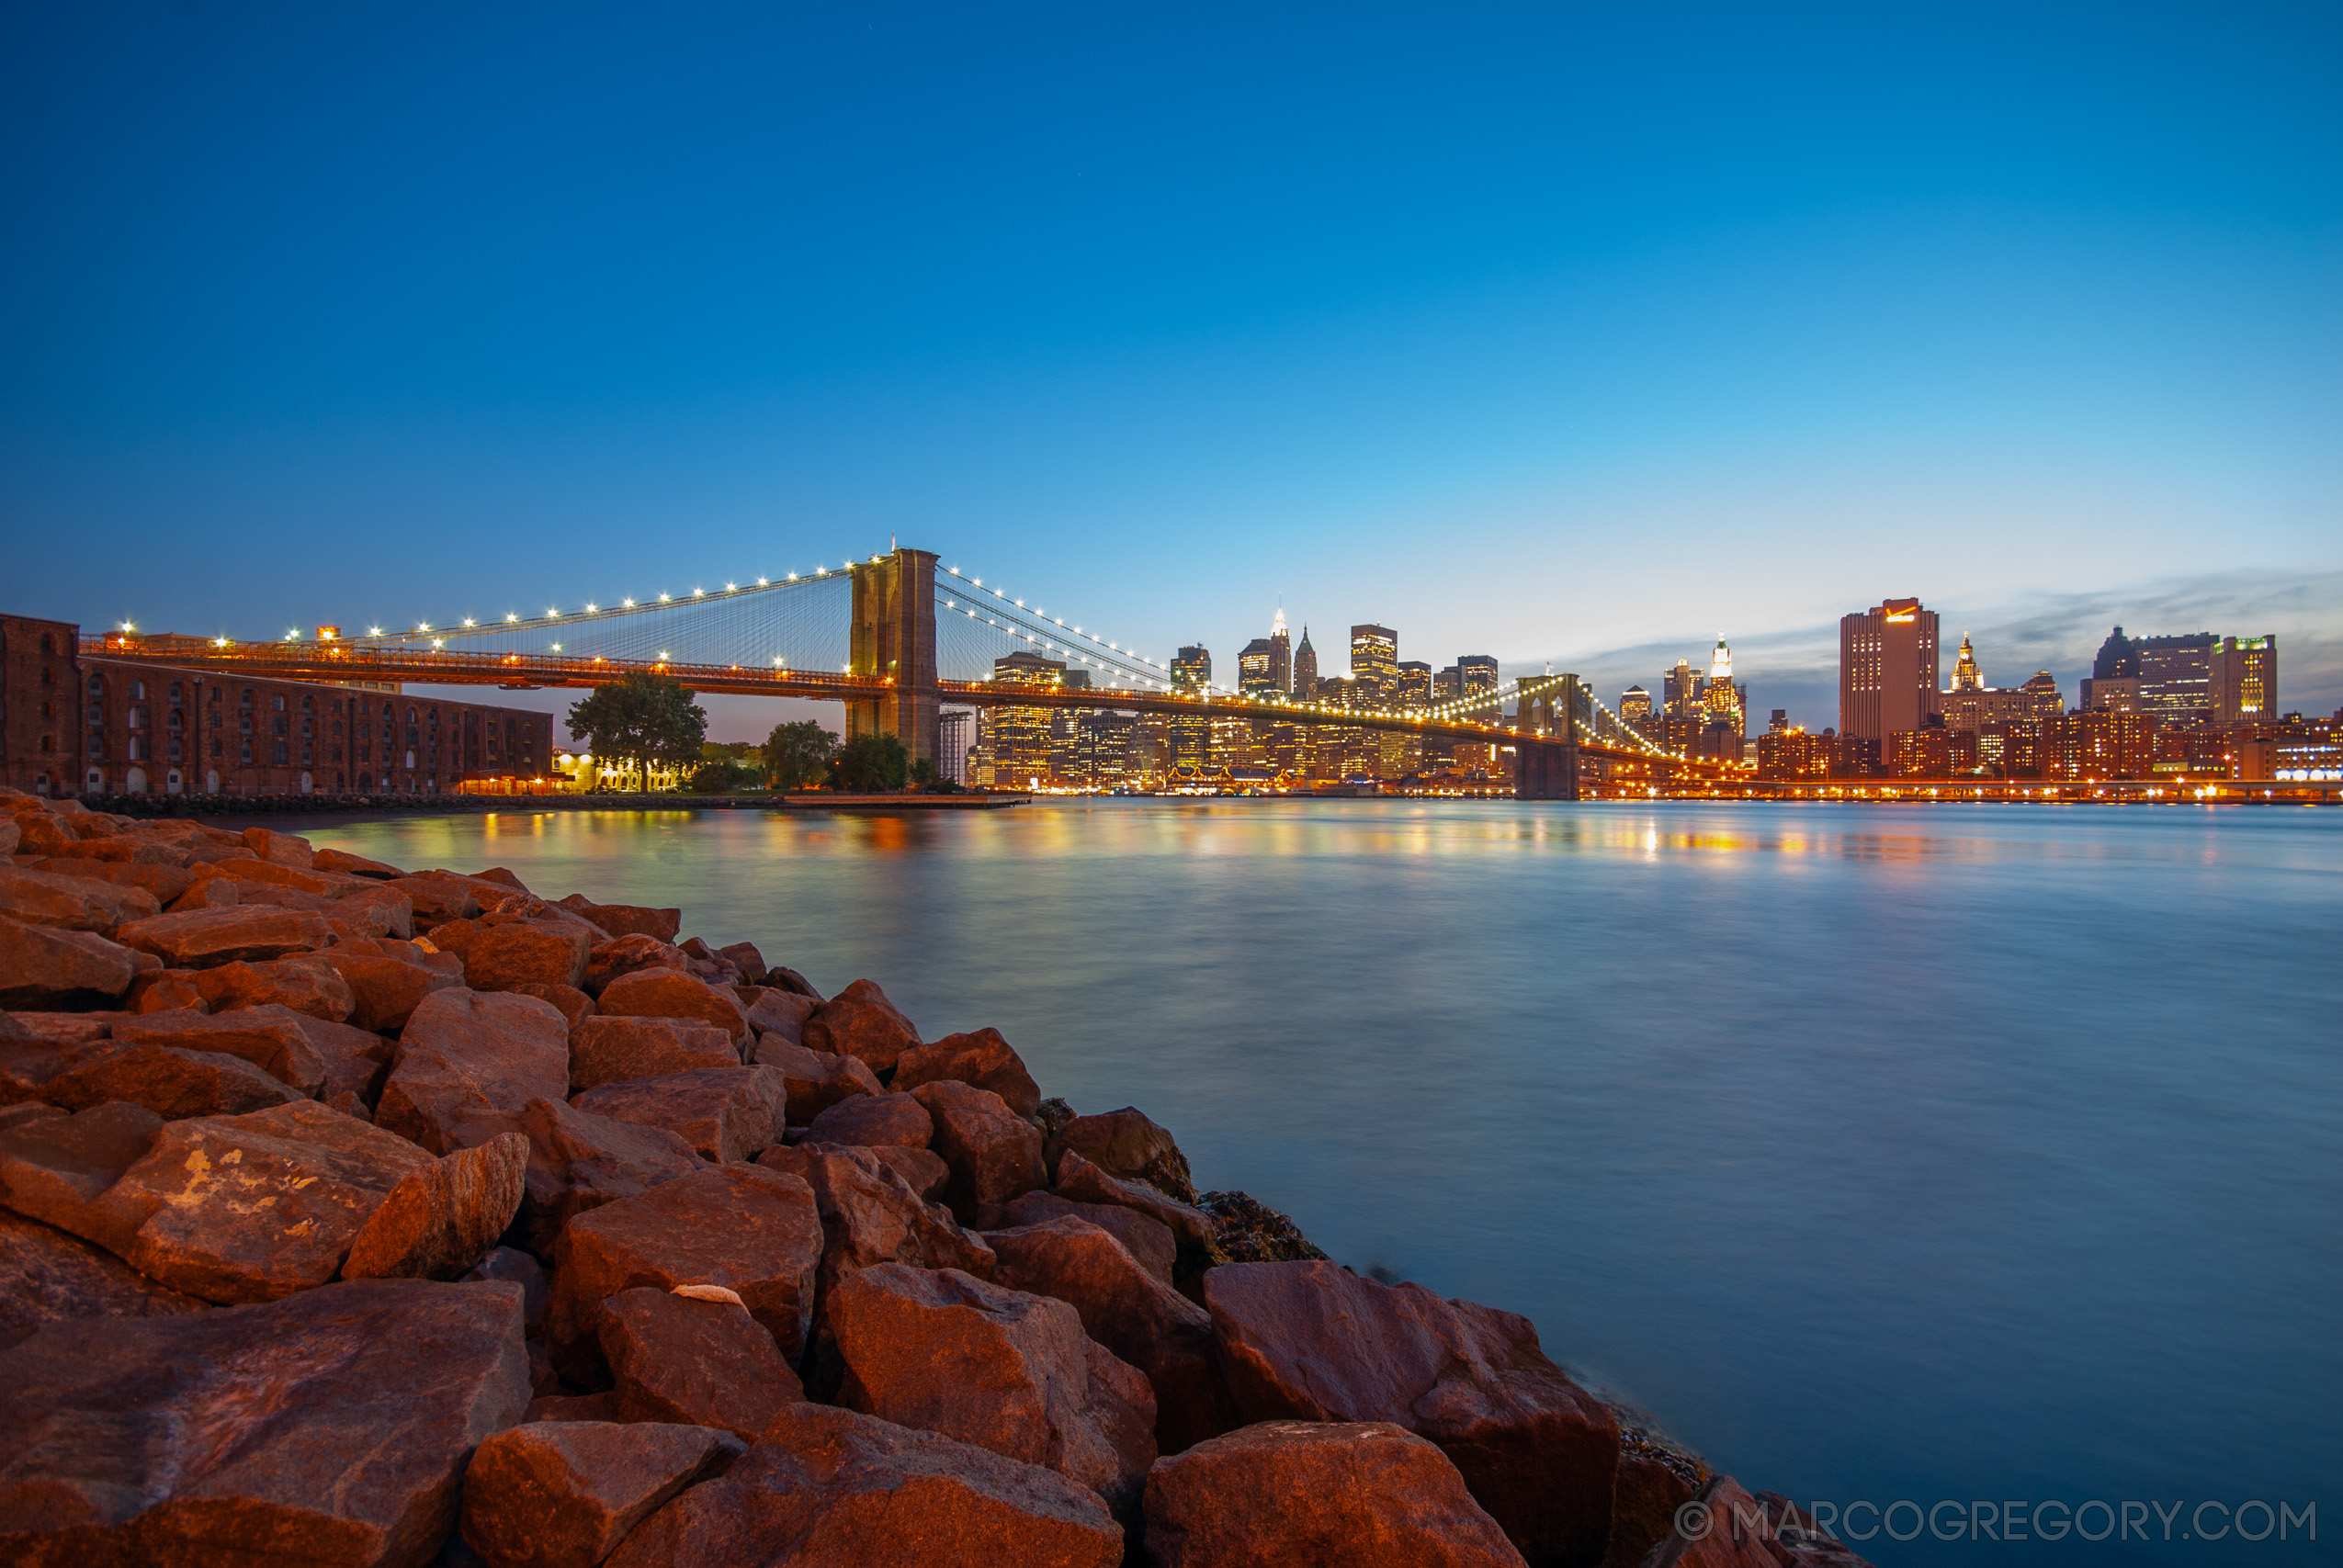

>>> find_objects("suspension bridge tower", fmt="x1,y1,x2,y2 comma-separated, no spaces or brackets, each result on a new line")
846,547,941,770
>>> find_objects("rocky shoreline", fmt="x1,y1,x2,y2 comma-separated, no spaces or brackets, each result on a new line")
0,786,1865,1568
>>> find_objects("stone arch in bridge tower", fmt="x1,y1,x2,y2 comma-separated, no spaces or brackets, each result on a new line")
847,548,940,769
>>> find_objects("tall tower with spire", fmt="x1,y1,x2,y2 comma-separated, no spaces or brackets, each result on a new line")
1293,625,1319,697
1952,634,1983,692
1701,636,1747,738
1269,607,1293,693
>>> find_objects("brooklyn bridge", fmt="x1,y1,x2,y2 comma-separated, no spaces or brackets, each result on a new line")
86,547,1740,799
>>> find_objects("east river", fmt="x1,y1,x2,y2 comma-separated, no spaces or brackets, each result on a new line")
305,800,2341,1564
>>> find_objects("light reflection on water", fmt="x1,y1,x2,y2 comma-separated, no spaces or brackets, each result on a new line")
305,799,2340,1566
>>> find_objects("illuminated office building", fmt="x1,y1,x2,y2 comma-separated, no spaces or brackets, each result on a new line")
1839,598,1940,739
1350,625,1398,707
2137,634,2215,725
2210,636,2277,724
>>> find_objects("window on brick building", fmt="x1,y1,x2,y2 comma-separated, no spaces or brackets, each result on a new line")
130,680,145,700
40,735,53,753
240,714,253,735
209,710,222,729
40,633,52,655
211,739,222,758
169,683,183,701
167,709,183,733
300,744,312,765
300,696,312,713
242,741,254,763
273,695,286,713
88,675,104,694
87,704,103,724
241,688,254,707
40,667,53,686
129,706,146,729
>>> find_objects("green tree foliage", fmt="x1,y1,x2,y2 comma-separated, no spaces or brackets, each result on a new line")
762,719,839,791
829,732,910,792
565,672,709,791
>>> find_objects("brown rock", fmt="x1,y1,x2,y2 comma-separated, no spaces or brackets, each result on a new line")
510,981,595,1029
568,1015,741,1091
913,1079,1047,1222
106,1099,436,1302
1602,1441,1708,1568
595,968,751,1042
513,1096,702,1257
892,1027,1042,1117
388,873,481,925
164,874,241,912
807,1090,933,1148
1204,1261,1620,1568
0,1278,530,1565
987,1216,1230,1453
377,987,572,1155
112,904,332,968
605,1402,1123,1568
581,932,691,996
430,915,595,992
344,1131,530,1280
557,894,681,942
0,1100,164,1253
126,968,209,1012
5,1011,119,1047
755,1144,996,1340
548,1163,822,1368
41,1042,305,1120
743,985,816,1045
1001,1191,1179,1284
753,1037,881,1122
597,1286,806,1439
290,1011,400,1105
241,827,315,866
802,976,921,1072
716,942,767,984
463,1244,551,1330
14,857,195,908
0,863,159,932
0,916,139,1009
113,1003,329,1093
1062,1106,1196,1202
323,936,466,1031
870,1143,951,1201
314,846,404,878
764,964,822,1000
526,1391,625,1423
1144,1420,1530,1568
1057,1150,1217,1268
0,1209,209,1350
208,857,371,897
0,1100,63,1131
459,1417,742,1568
1640,1476,1794,1568
571,1064,784,1163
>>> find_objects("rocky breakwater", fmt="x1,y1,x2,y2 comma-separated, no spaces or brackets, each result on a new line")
0,785,1866,1568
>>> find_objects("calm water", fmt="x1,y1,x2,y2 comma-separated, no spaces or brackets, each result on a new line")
307,801,2340,1564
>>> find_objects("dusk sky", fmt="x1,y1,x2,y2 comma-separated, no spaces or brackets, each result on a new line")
5,4,2337,735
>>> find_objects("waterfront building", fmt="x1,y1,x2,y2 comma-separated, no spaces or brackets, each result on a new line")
2079,626,2143,713
552,746,679,793
1889,721,1976,777
2210,636,2277,724
1756,726,1833,780
1839,597,1940,740
1350,625,1398,707
1396,660,1432,708
1076,710,1136,785
1664,660,1701,721
938,708,973,784
1937,637,2065,736
2138,633,2215,725
2040,710,2156,781
983,650,1066,788
1621,685,1653,722
1171,644,1213,772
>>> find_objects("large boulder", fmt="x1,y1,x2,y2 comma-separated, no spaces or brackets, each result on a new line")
716,942,767,984
1143,1420,1531,1568
458,1418,743,1568
240,827,315,867
40,1043,305,1121
322,937,466,1032
0,1209,208,1351
754,1144,996,1338
742,986,816,1046
594,969,751,1043
605,1401,1123,1568
111,905,332,968
509,981,596,1029
547,1163,822,1369
0,1100,164,1254
581,933,690,996
1000,1190,1177,1284
807,1090,933,1148
1057,1150,1217,1270
0,1278,530,1565
0,917,140,1010
428,915,594,993
1061,1106,1195,1201
376,988,571,1155
289,1012,400,1106
986,1216,1229,1454
892,1027,1041,1118
512,1097,701,1258
911,1079,1047,1223
386,874,482,925
597,1286,805,1439
0,863,158,932
16,857,193,908
1602,1441,1709,1568
112,1005,328,1094
569,1064,784,1164
802,977,920,1073
1639,1476,1803,1568
187,954,359,1022
1204,1261,1620,1568
753,1038,881,1122
869,1144,952,1201
568,1015,740,1091
828,1263,1156,1514
555,895,681,942
313,847,403,879
344,1132,531,1281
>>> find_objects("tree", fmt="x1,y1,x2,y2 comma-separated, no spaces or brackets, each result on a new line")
829,732,910,793
762,719,839,791
565,672,708,791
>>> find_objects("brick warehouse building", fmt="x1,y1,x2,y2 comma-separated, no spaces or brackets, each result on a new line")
1,615,554,798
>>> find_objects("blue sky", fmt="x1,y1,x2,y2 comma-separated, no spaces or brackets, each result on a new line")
4,3,2337,733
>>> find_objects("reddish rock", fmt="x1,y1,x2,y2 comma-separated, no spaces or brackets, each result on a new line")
388,874,482,925
289,1012,400,1105
182,954,357,1021
1204,1261,1620,1568
513,1096,702,1257
0,863,159,932
755,1144,996,1336
105,1099,436,1302
526,1392,625,1423
14,857,195,908
764,964,822,1000
548,1163,822,1368
987,1216,1230,1453
0,1100,164,1254
716,941,767,984
912,1079,1047,1222
892,1027,1042,1118
807,1090,933,1148
753,1037,881,1122
377,987,572,1155
458,1418,742,1568
1144,1420,1530,1568
510,981,595,1029
462,1245,550,1330
164,875,241,912
568,1015,741,1090
830,1263,1156,1512
112,1004,328,1093
1062,1106,1196,1201
209,858,374,898
112,905,332,968
429,915,595,992
125,968,209,1013
1640,1477,1794,1568
1057,1150,1217,1268
1001,1191,1179,1284
41,1042,304,1120
802,976,921,1072
0,917,140,1009
1602,1446,1708,1568
570,1064,784,1164
5,1012,119,1048
241,827,315,867
323,936,465,1031
871,1144,952,1201
743,985,816,1045
581,933,691,995
594,968,751,1042
0,1278,529,1565
344,1132,531,1280
0,1209,209,1350
314,846,404,878
606,1402,1123,1568
557,894,682,942
596,1285,806,1439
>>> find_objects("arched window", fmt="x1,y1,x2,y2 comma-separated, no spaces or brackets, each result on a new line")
273,694,286,712
88,674,105,694
241,687,255,707
40,633,53,655
130,680,145,700
300,695,313,713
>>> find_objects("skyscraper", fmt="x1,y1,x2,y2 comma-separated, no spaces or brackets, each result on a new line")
2210,636,2278,724
2080,626,2144,712
1238,637,1277,693
1171,644,1212,771
1701,638,1746,738
1293,626,1319,696
1269,608,1293,694
1396,661,1432,707
1350,625,1398,708
986,650,1066,788
1619,686,1653,722
2138,633,2215,724
1839,598,1940,740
